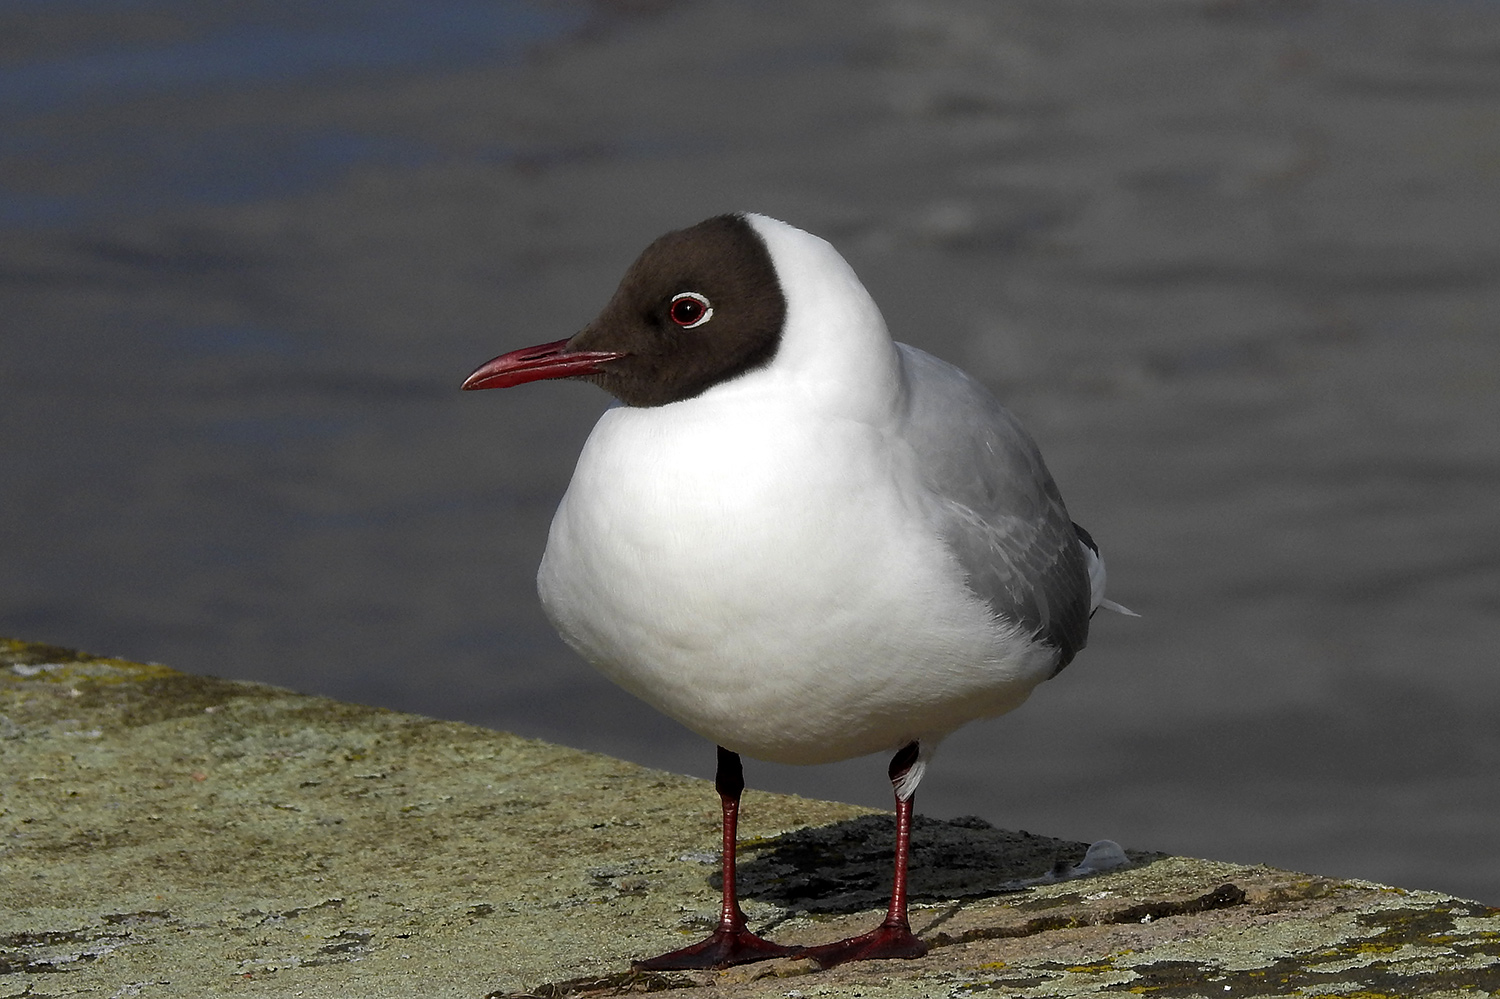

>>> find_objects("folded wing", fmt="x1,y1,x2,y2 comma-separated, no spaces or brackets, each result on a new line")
895,344,1092,673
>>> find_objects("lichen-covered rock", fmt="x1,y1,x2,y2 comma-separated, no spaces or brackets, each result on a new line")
5,639,1497,998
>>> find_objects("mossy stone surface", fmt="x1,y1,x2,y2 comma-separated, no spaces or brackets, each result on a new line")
4,639,1497,998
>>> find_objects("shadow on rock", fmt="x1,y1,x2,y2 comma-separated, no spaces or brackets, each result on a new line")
737,814,1132,915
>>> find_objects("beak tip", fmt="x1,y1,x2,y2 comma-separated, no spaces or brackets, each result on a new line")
460,367,501,391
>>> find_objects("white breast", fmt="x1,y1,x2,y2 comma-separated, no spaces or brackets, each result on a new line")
537,385,1057,765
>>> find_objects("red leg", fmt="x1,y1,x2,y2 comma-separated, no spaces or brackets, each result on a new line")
633,747,803,970
802,742,929,969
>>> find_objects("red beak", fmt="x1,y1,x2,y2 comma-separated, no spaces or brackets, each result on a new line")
461,338,627,391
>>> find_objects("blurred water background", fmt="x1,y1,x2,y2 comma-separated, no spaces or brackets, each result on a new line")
2,0,1497,903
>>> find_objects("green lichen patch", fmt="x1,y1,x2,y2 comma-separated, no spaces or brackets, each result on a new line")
1099,951,1500,998
1083,897,1500,997
1,637,179,686
1,637,280,730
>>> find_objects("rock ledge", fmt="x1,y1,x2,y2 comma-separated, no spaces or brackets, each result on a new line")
3,639,1496,998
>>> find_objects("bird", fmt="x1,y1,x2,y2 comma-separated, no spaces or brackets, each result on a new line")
463,213,1132,971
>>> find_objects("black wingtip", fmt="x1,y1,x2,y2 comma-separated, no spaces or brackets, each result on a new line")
1072,522,1099,555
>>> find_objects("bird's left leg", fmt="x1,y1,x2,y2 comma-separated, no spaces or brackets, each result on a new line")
633,746,803,970
802,741,930,969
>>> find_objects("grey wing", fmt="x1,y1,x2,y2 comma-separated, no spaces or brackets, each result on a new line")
896,344,1092,671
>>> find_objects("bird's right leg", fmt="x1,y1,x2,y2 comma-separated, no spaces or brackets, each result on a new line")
801,741,930,969
633,746,803,970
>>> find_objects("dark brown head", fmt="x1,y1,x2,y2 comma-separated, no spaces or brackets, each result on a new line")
463,214,787,407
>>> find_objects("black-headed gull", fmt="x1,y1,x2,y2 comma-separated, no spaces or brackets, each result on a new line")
464,214,1131,970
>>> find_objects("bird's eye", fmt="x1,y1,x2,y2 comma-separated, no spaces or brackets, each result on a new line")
669,292,713,329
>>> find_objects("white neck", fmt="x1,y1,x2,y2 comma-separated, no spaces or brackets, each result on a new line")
739,214,904,423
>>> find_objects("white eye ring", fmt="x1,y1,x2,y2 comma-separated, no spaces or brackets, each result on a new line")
669,291,714,329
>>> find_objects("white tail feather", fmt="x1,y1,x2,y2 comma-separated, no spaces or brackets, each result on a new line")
1080,534,1139,618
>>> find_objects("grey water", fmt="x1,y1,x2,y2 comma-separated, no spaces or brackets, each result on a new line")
2,0,1497,905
